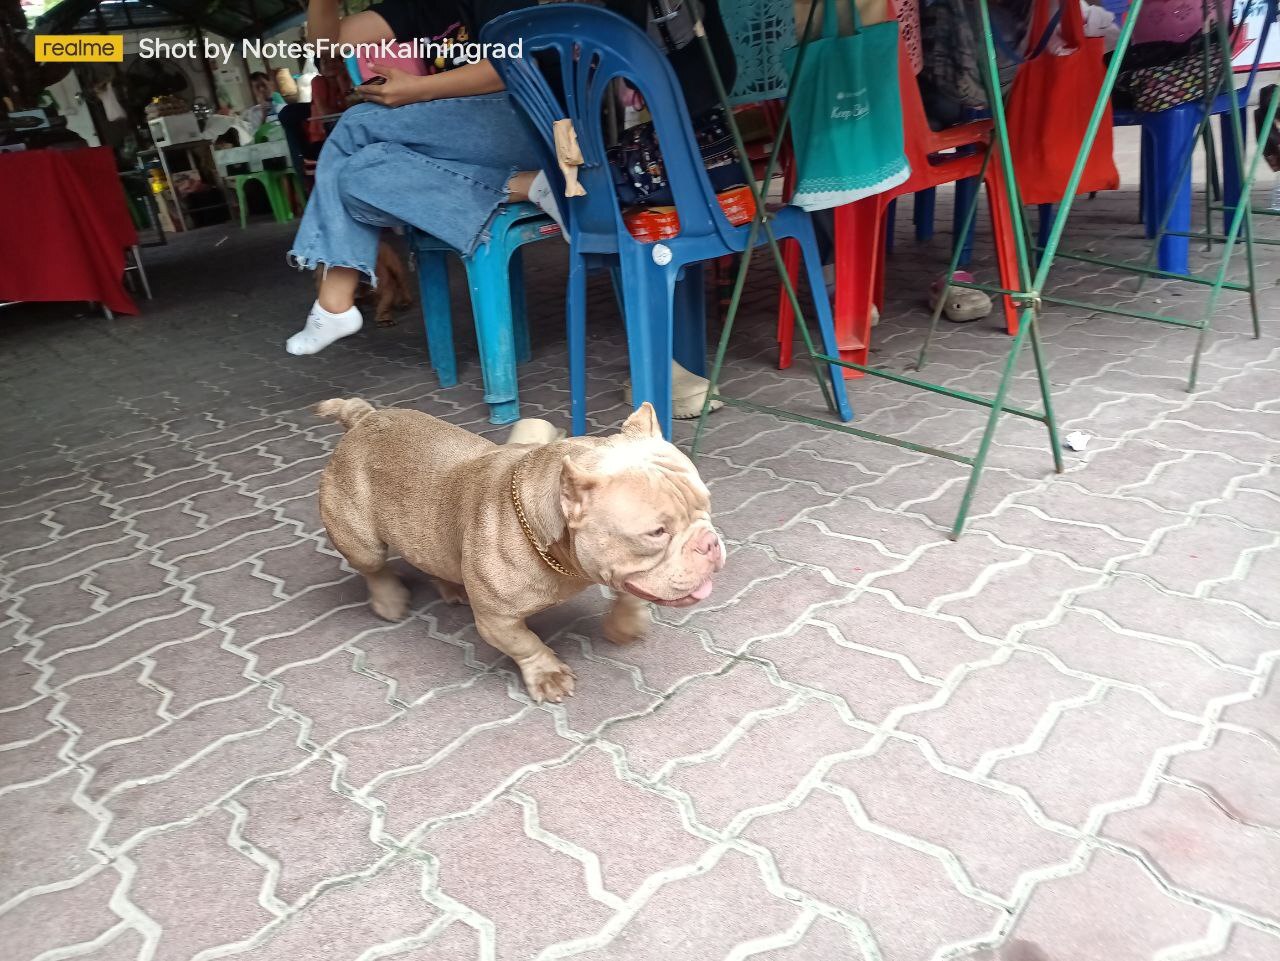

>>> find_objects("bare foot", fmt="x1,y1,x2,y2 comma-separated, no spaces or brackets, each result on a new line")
432,578,469,605
517,650,576,703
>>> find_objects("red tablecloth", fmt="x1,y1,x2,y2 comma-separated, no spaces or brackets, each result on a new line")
0,147,139,315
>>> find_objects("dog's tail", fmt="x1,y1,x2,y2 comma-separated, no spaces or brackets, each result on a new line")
313,397,376,430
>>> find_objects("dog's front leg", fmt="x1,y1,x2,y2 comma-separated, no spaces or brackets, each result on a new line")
603,591,651,646
473,611,575,703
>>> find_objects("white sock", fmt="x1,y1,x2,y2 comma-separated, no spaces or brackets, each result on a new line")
285,301,364,355
527,170,567,241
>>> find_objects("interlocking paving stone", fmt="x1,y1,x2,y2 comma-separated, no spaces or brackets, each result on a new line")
422,799,613,960
1018,611,1251,716
125,811,278,961
669,700,871,830
977,849,1215,961
1075,576,1280,672
0,867,124,961
226,858,439,961
1206,924,1280,960
898,651,1094,771
2,189,1278,958
232,757,379,904
1167,729,1280,828
746,788,1003,959
564,848,802,960
989,687,1201,826
1104,783,1280,919
825,738,1078,901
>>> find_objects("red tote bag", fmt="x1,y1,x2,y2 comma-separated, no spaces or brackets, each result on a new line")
1006,0,1120,205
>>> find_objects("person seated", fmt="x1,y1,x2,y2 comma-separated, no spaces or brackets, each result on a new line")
285,0,552,355
286,0,738,357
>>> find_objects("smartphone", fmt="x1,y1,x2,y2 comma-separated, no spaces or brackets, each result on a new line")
344,55,426,85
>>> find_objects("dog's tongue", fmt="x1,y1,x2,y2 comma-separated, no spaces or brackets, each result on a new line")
689,578,714,601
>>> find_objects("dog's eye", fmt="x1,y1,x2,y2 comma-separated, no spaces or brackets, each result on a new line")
647,527,667,538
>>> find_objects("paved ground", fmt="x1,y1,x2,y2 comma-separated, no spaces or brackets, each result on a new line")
2,173,1279,961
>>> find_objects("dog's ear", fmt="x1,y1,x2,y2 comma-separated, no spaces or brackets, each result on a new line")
621,401,661,439
559,455,598,525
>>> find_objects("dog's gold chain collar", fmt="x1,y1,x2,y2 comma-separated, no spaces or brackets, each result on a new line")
511,454,586,579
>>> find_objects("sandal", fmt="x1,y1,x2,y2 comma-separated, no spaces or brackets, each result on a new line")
929,271,992,323
623,360,724,420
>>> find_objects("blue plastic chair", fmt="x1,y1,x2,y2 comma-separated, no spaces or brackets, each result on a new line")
1113,89,1253,274
406,203,560,425
482,3,852,438
1110,0,1275,273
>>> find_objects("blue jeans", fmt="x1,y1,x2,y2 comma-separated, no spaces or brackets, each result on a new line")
288,95,543,283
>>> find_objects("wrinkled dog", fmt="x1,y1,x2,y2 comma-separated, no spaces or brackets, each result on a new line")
314,400,724,701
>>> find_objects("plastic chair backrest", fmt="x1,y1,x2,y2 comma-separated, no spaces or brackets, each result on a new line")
482,3,735,252
721,0,793,104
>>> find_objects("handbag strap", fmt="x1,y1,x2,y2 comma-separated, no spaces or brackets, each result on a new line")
821,0,865,40
993,6,1063,65
1058,0,1085,49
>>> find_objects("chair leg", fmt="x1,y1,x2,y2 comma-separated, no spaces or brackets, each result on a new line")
1140,127,1155,233
1147,107,1198,274
509,247,532,365
467,243,521,425
776,238,801,369
1037,205,1053,251
795,229,853,422
619,249,676,439
673,263,707,377
984,166,1021,335
954,177,980,268
831,198,883,378
235,181,249,229
267,177,291,223
414,244,457,388
914,188,936,242
885,197,898,254
1219,111,1242,235
130,245,153,299
568,251,589,436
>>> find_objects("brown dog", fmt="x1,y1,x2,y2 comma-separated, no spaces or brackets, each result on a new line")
314,400,725,702
315,238,412,327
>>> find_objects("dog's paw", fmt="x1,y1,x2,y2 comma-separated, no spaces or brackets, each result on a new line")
369,578,410,621
602,598,651,646
432,578,470,606
519,654,576,704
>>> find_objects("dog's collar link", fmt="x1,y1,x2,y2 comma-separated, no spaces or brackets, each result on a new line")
511,454,588,580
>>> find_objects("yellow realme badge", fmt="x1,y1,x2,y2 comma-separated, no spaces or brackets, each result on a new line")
35,35,125,62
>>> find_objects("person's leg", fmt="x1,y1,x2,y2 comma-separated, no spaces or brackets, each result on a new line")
337,95,547,259
507,170,565,233
285,104,392,354
287,97,551,355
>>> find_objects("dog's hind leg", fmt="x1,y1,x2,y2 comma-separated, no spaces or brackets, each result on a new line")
324,509,410,621
431,578,469,606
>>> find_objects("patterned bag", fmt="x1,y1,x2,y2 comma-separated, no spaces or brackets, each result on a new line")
608,105,745,206
1127,41,1225,112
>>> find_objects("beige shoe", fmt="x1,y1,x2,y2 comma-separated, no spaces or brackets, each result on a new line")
504,418,566,446
623,361,724,419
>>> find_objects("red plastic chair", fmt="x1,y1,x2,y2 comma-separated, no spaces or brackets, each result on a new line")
777,6,1020,375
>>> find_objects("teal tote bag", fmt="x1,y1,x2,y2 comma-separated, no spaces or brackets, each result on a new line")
782,1,910,211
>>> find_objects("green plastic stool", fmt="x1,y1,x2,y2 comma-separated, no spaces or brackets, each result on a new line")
269,169,306,222
229,171,298,227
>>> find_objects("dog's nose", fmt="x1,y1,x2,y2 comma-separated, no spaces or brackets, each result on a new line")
692,529,720,558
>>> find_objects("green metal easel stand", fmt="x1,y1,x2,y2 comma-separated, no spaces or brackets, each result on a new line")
932,5,1280,393
689,0,1148,538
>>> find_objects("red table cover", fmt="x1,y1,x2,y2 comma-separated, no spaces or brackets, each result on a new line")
0,146,139,315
